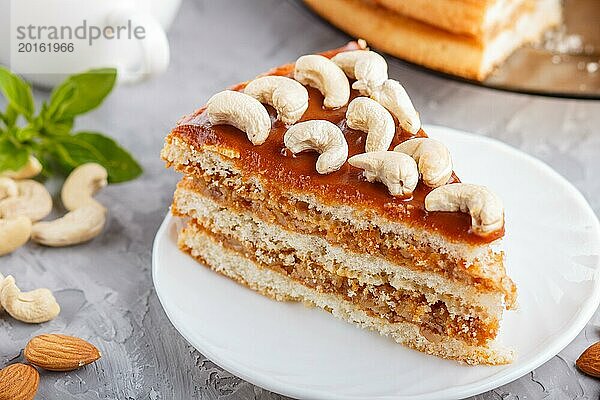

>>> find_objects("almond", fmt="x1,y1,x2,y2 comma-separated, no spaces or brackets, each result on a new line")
24,333,101,372
0,363,39,400
576,341,600,378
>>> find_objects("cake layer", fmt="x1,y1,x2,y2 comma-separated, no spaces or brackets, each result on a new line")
372,0,530,39
185,220,499,346
164,47,505,245
178,224,514,365
303,0,561,80
173,185,506,322
163,131,502,247
167,152,516,309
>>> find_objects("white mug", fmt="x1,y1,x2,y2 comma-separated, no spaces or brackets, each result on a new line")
0,0,182,87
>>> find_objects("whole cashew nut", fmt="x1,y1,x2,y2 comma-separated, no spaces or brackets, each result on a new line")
331,50,388,96
371,79,421,134
0,216,32,256
0,275,60,323
348,151,418,196
31,203,106,247
346,97,395,153
294,54,350,109
244,76,309,125
284,120,348,174
61,163,108,211
0,180,52,221
425,183,504,236
206,90,271,145
0,156,42,179
394,138,453,187
0,177,18,200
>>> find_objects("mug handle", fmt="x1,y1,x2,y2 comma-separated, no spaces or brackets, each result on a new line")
106,8,170,84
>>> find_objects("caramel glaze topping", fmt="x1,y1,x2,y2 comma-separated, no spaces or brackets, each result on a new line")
172,42,504,245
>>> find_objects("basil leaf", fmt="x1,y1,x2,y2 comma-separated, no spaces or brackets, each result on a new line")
0,137,29,172
44,119,74,136
1,103,26,129
35,103,71,135
54,131,142,183
0,66,34,118
15,126,38,142
47,141,77,168
2,105,19,127
47,68,117,121
45,82,76,120
0,68,141,184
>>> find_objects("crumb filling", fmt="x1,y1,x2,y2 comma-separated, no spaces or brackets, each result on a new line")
176,171,515,305
186,222,499,346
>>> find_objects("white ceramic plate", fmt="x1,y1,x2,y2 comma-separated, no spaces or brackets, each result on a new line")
153,125,600,400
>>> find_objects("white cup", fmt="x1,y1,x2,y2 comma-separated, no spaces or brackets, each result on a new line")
0,0,182,87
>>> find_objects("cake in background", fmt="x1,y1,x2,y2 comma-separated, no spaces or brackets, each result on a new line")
303,0,562,80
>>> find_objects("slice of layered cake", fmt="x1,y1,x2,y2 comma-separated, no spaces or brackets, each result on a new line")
161,41,517,365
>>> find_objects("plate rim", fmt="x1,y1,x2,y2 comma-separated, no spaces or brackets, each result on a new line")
152,124,600,400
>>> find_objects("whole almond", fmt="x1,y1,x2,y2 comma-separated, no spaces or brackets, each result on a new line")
24,333,101,371
0,363,39,400
576,341,600,378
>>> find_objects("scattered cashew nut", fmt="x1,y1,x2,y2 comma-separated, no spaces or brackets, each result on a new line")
348,151,418,196
371,79,421,134
244,76,309,125
294,54,350,109
61,163,108,211
394,138,453,187
284,120,348,174
425,183,504,236
346,97,395,153
0,275,60,323
206,90,271,145
0,177,18,200
0,216,32,256
0,156,42,179
31,203,106,247
331,50,388,96
0,180,52,221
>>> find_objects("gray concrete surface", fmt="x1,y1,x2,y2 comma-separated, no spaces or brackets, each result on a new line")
1,0,600,398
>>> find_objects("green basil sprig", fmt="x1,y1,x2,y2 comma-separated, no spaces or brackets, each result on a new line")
0,67,142,183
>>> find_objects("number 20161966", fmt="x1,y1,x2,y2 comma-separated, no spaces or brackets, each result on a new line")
18,42,75,53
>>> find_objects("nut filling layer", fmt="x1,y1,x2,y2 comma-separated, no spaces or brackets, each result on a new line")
183,222,499,346
174,173,515,304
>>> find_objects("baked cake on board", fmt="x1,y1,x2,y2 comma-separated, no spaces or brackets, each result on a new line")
303,0,562,80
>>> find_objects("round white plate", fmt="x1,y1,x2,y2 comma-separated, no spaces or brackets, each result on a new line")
153,125,600,400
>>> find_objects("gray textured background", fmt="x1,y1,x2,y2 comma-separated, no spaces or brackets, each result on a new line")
1,0,600,398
